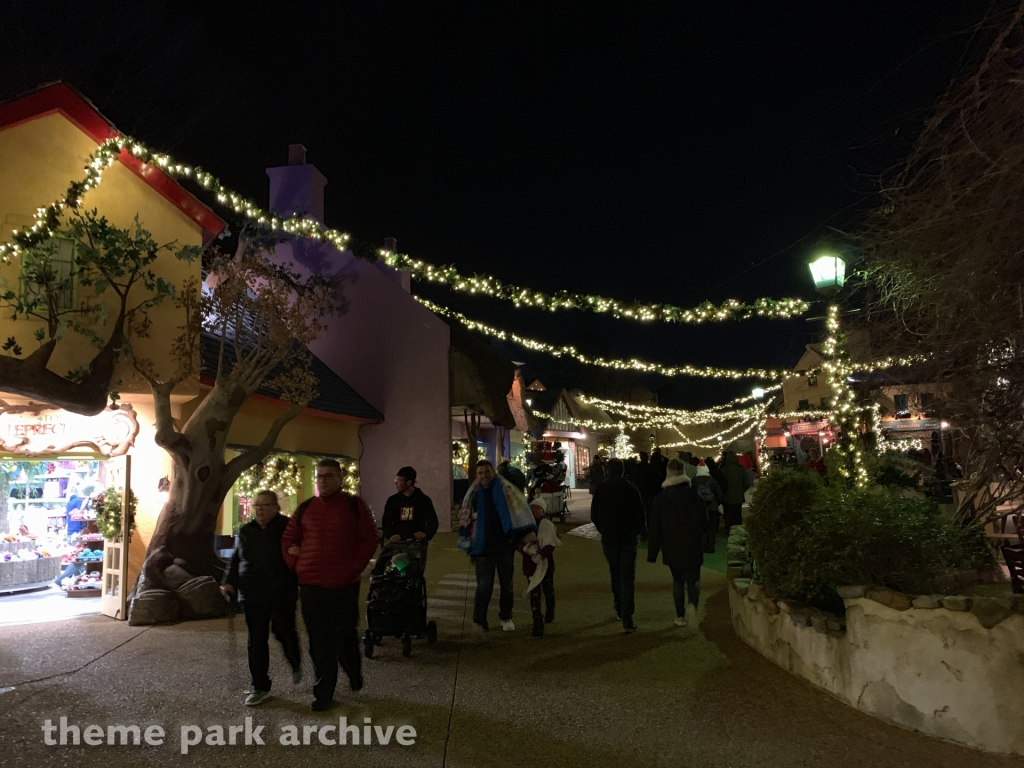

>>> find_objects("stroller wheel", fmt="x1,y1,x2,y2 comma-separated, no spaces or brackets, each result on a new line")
402,635,413,657
363,637,374,659
426,620,438,645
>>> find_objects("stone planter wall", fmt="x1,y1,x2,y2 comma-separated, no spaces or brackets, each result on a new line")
727,527,1024,756
0,555,60,586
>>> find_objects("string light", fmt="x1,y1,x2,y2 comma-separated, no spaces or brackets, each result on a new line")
382,251,810,324
822,305,869,488
237,455,303,498
577,387,784,425
421,298,789,380
612,432,638,460
880,437,924,453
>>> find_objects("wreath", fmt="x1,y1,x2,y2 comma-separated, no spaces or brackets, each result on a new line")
93,487,137,540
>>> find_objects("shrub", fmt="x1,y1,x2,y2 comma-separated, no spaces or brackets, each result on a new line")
747,469,992,615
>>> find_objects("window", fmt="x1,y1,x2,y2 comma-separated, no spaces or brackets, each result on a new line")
22,238,75,312
798,399,810,410
820,396,831,409
920,392,935,410
894,394,909,415
575,445,590,481
807,374,818,388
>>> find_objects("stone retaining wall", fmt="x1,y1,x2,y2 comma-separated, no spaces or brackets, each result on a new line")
0,555,60,586
727,527,1024,756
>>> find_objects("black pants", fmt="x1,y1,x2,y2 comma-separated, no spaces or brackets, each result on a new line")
723,503,743,531
300,584,361,703
528,565,555,621
473,546,515,625
601,538,637,621
243,597,301,693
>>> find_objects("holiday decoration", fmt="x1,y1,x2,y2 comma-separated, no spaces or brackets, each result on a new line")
822,305,869,487
236,455,303,499
93,487,137,540
612,432,637,460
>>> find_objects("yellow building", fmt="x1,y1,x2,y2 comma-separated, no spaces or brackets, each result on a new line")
0,83,380,618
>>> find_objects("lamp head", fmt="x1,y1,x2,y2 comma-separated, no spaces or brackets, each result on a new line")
808,253,846,292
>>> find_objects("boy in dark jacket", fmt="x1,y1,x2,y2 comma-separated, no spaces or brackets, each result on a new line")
648,460,708,627
382,466,439,543
590,458,646,632
221,490,301,706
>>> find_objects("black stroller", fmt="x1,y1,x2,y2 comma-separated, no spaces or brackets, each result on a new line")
363,539,437,658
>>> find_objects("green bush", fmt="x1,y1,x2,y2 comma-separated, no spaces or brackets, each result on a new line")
747,469,992,615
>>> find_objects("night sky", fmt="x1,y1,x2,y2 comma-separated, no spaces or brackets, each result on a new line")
1,1,998,408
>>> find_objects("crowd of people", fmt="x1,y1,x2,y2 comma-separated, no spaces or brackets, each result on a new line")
220,449,753,711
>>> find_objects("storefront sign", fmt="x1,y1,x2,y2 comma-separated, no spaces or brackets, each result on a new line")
0,404,139,457
789,420,830,436
883,418,942,433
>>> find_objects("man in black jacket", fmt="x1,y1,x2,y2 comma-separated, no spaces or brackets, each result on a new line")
590,458,646,633
221,491,301,706
382,466,440,543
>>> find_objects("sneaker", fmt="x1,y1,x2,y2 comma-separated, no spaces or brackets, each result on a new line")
311,699,333,712
622,619,637,633
674,615,688,627
291,665,303,685
245,690,270,706
500,619,515,632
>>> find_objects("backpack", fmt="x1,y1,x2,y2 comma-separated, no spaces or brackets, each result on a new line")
696,479,716,503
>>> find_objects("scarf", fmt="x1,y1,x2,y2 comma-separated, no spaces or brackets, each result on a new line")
458,474,536,555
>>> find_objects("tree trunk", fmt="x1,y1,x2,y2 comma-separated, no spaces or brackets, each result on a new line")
129,381,303,624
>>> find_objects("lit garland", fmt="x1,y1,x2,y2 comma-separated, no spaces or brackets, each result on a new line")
577,387,783,425
341,460,360,496
756,404,771,474
665,412,761,451
0,135,350,264
776,409,832,421
452,440,469,470
822,305,869,488
236,455,303,498
382,251,809,324
421,298,788,380
880,437,924,453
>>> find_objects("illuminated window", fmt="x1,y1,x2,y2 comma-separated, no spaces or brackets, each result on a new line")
22,238,75,312
894,394,909,416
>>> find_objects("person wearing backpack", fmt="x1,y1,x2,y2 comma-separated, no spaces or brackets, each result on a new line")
282,459,378,712
692,460,723,542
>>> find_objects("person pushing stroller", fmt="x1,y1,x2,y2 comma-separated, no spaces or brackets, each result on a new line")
377,466,439,575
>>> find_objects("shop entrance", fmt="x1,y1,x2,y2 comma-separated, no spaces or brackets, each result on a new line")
0,453,129,624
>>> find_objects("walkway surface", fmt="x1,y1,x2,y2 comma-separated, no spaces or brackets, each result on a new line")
1,511,1021,768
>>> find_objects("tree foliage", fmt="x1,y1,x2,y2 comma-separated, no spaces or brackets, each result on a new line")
857,1,1024,524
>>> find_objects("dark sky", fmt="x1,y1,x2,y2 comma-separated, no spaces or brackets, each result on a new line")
1,1,1000,408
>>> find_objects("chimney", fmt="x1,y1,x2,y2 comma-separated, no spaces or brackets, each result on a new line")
374,236,411,292
266,144,328,224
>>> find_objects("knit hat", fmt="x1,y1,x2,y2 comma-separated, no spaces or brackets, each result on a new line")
695,460,710,477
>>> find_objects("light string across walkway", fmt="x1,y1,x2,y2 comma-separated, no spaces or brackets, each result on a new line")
380,250,810,324
420,298,790,380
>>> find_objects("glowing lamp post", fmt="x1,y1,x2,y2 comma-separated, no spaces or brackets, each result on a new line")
807,254,846,293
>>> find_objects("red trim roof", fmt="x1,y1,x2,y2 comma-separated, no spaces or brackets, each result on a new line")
0,82,224,244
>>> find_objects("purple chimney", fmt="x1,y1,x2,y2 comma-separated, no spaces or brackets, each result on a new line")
267,144,327,224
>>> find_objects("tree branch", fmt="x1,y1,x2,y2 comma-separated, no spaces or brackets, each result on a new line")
218,401,304,496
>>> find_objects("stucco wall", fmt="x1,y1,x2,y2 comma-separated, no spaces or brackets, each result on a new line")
270,238,451,526
729,579,1024,755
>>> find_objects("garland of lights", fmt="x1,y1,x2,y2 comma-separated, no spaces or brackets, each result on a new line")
236,455,304,498
577,388,783,425
381,251,809,324
341,461,360,495
452,440,469,470
666,413,761,451
2,133,809,335
880,437,924,453
421,298,789,380
612,432,638,460
822,305,869,487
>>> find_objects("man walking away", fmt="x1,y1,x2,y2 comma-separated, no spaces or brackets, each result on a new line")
222,491,301,706
283,459,378,712
692,460,724,542
648,460,707,627
458,460,537,632
590,458,646,633
720,452,751,534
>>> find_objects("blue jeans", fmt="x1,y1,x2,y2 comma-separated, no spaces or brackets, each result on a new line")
601,538,637,621
669,565,700,616
473,546,515,625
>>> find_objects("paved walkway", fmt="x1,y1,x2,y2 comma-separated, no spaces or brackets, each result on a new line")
0,526,1020,768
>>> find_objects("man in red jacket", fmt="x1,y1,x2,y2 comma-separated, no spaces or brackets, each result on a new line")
282,459,378,712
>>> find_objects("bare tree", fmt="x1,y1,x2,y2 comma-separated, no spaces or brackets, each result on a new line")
858,0,1024,524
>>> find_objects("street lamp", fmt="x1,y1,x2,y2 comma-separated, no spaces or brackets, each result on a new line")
752,387,765,400
807,253,846,292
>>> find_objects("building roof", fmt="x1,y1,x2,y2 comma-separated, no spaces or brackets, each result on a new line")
446,319,517,428
199,333,383,424
0,82,225,245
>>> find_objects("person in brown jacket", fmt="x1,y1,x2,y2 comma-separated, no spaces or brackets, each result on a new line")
282,459,377,712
